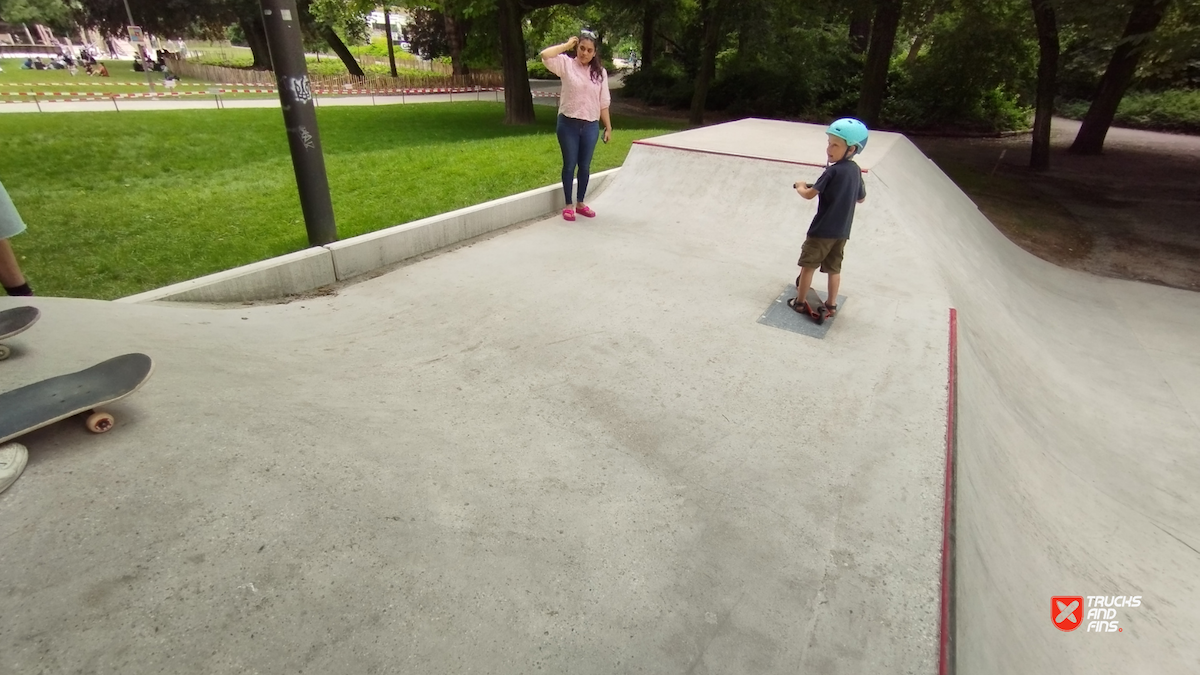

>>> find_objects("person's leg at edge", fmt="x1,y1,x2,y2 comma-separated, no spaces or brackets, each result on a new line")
823,239,845,312
556,115,580,209
795,266,817,304
575,121,600,212
0,239,31,296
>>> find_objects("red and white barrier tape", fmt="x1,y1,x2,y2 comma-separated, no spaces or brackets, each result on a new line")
1,86,557,104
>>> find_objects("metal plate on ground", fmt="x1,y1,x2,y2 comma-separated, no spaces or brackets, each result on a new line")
758,285,847,339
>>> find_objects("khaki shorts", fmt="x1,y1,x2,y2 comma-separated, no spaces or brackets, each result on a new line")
798,237,847,274
0,181,27,240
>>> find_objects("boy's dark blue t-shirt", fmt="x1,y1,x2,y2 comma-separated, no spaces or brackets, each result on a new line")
808,159,866,240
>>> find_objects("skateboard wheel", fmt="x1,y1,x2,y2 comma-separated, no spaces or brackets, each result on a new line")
0,344,9,360
86,411,115,434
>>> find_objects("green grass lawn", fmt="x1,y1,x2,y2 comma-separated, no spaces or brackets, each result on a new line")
183,39,430,79
0,102,682,300
190,53,438,79
184,39,422,62
0,58,223,101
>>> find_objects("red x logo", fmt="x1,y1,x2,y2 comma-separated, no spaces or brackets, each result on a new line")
1053,596,1084,632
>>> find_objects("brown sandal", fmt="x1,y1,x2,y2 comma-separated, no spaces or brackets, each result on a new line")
787,297,818,318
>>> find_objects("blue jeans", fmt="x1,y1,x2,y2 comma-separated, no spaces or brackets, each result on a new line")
556,114,600,206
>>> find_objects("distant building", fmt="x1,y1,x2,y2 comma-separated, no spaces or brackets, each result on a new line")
368,8,409,36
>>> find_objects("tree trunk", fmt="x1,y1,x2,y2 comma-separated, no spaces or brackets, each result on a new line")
904,35,925,66
384,5,398,77
322,25,366,78
1029,0,1059,169
240,17,273,70
444,12,469,75
689,0,721,125
640,6,656,70
849,4,871,54
497,0,536,124
903,5,941,67
856,0,903,127
1070,0,1172,154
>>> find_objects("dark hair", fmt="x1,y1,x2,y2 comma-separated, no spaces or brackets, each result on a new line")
576,36,604,84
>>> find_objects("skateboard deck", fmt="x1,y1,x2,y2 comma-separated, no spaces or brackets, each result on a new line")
0,305,39,360
760,286,847,340
0,353,154,445
789,287,836,325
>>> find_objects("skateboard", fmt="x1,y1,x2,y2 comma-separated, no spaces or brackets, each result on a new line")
0,305,40,360
788,278,836,325
0,353,154,445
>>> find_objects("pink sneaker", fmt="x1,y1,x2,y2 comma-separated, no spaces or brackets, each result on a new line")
562,208,576,221
576,205,596,218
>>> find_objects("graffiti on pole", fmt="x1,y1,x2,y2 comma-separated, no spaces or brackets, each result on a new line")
282,75,313,107
297,126,316,150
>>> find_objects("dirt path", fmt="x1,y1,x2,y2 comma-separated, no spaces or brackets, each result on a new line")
911,118,1200,291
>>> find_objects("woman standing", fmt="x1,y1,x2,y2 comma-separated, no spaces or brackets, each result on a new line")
540,35,612,221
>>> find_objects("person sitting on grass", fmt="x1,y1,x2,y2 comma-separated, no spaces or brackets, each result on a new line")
21,58,33,70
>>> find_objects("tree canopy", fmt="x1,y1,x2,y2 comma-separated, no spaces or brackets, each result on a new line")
16,0,1196,151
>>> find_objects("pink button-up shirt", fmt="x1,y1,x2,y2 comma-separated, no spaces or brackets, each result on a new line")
542,53,611,122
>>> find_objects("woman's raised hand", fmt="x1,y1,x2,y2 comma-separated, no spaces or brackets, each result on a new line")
565,36,579,50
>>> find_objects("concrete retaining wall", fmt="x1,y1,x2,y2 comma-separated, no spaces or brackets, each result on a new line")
326,171,616,281
118,170,618,304
117,248,336,304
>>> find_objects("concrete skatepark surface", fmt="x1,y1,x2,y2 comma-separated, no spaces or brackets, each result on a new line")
1,119,1197,674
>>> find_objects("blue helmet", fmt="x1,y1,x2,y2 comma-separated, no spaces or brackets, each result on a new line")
827,117,869,154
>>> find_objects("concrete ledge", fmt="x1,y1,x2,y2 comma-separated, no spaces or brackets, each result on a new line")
117,247,336,304
118,169,618,303
327,169,618,281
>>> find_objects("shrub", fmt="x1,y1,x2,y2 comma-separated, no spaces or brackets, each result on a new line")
1058,90,1200,134
528,60,558,80
620,61,693,109
882,3,1035,132
527,58,619,81
1118,89,1200,133
349,37,417,61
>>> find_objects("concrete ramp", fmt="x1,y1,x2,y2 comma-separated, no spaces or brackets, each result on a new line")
1,119,1194,673
870,137,1200,673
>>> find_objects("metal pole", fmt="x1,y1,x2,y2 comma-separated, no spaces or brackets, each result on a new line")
120,0,157,93
259,0,338,246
